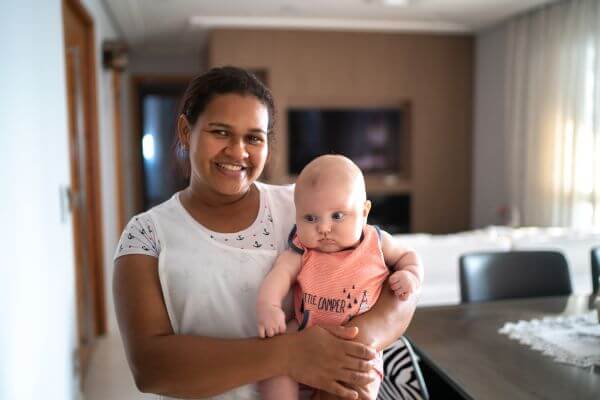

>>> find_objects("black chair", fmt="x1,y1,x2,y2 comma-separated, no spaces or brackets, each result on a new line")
592,247,600,294
459,251,572,303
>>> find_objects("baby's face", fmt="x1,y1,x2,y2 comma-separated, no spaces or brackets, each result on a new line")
295,180,369,253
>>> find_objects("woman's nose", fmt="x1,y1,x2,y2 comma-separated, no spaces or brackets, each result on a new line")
224,138,249,159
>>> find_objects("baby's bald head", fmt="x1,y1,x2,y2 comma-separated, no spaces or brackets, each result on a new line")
294,155,371,252
295,155,366,203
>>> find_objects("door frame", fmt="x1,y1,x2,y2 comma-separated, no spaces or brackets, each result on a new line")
130,75,193,212
62,0,107,368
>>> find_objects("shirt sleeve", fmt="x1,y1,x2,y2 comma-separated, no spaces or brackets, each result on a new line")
114,213,161,260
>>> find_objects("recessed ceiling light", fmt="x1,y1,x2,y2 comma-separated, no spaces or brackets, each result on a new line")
368,0,413,6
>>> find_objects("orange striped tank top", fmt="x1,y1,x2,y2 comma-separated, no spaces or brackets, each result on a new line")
290,225,390,329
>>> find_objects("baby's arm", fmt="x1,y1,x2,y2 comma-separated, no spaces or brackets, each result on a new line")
380,230,424,300
256,249,302,338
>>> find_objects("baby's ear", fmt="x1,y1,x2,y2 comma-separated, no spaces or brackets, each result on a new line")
363,200,372,219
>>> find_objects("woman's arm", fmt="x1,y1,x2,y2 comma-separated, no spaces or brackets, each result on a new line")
114,254,376,399
344,281,417,351
322,284,417,400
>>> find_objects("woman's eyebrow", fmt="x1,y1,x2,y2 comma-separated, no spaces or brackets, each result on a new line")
207,122,266,134
207,122,231,129
248,128,267,134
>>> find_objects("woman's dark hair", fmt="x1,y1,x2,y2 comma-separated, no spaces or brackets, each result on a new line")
175,66,276,178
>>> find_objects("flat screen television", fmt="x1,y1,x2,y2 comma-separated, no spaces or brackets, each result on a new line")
287,107,406,175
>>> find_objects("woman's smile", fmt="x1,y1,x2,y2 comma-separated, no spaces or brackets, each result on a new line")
214,161,249,177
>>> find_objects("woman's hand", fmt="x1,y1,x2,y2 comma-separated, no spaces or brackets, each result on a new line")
286,325,378,399
323,327,381,400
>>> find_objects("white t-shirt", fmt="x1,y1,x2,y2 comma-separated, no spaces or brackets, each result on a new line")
115,185,278,258
115,182,296,400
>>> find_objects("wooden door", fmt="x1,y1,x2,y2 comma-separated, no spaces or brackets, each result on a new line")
62,0,106,384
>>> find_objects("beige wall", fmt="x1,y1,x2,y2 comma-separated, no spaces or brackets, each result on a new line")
210,29,473,234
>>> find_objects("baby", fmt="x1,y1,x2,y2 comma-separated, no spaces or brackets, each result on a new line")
256,155,423,399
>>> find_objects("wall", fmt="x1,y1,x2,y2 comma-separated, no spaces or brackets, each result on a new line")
0,1,76,398
472,24,509,228
128,51,204,76
210,29,474,233
0,0,122,397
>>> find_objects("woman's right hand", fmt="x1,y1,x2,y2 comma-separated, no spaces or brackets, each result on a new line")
286,325,377,399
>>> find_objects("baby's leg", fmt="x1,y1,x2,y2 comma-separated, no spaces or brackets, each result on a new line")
258,320,300,400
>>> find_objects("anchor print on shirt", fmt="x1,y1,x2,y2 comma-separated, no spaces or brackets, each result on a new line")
123,217,159,254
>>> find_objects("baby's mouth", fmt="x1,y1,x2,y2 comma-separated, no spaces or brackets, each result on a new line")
319,238,335,244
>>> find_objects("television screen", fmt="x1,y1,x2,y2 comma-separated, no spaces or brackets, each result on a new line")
288,108,403,174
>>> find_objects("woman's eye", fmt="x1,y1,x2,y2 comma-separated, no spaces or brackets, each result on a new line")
304,215,317,223
332,212,344,221
211,130,228,137
247,135,263,144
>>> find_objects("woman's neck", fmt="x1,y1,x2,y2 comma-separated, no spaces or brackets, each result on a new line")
183,181,255,210
179,181,260,233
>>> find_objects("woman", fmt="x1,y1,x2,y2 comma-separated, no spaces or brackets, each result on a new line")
113,66,417,400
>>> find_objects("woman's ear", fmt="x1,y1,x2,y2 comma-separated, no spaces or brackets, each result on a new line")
177,115,191,149
363,200,372,219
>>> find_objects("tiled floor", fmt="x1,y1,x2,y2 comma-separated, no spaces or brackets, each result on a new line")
83,333,151,400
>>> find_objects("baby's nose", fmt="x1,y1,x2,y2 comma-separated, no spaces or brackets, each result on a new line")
317,220,331,233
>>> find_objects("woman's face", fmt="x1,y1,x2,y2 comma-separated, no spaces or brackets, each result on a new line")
184,93,270,197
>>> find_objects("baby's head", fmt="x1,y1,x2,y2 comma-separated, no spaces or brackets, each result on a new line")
294,155,371,253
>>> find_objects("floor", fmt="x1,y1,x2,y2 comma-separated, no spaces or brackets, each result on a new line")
83,333,151,400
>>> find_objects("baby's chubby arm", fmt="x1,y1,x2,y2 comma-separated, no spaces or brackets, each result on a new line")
256,249,302,338
380,231,424,300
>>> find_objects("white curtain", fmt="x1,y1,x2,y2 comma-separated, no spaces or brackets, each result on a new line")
506,0,600,227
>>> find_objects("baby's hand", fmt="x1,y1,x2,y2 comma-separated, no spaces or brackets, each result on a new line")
389,270,419,300
256,303,287,338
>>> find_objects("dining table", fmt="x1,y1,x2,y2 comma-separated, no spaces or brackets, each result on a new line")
405,295,600,400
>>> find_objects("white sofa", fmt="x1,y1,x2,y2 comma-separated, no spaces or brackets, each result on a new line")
393,226,600,306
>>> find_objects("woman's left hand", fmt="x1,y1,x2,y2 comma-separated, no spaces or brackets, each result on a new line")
316,372,380,400
318,328,381,400
346,371,381,400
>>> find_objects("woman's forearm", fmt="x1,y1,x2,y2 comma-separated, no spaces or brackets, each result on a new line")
115,256,292,398
343,282,417,351
130,333,290,397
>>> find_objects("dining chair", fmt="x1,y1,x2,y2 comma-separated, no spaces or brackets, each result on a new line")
459,251,572,303
378,336,429,400
592,247,600,294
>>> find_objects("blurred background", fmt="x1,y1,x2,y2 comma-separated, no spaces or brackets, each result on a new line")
3,0,599,398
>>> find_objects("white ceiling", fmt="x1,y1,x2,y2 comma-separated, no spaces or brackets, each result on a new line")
103,0,559,55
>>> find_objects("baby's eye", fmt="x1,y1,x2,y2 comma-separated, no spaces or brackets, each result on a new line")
332,212,345,221
304,215,317,223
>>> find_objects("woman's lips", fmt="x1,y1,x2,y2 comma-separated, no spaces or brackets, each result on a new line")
214,162,248,178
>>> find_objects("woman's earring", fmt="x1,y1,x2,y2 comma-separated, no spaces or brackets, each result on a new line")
178,144,189,158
